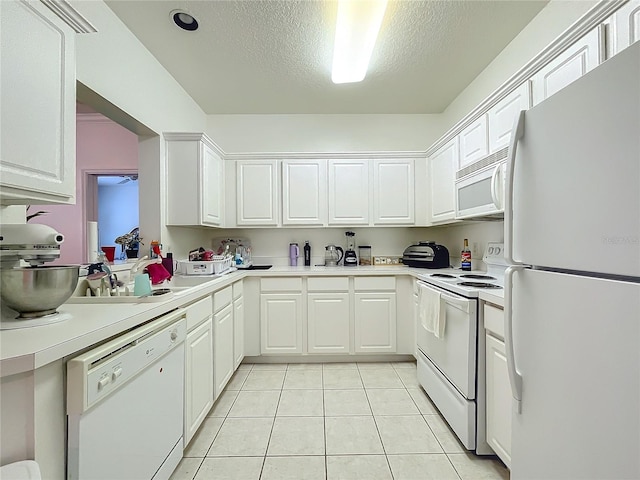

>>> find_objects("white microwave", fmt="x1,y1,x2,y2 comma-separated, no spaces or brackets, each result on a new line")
455,161,506,219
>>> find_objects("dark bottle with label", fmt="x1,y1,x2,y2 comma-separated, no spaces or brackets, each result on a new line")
304,241,311,266
461,238,472,271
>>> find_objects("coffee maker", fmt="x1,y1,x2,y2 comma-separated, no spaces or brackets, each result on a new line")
344,231,357,267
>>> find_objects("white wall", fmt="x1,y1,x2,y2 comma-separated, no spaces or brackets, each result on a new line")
439,0,598,137
207,114,440,153
69,0,208,256
442,222,505,271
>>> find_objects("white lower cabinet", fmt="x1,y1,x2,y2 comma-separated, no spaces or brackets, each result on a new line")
354,277,397,353
484,303,511,467
213,288,234,399
260,293,303,354
233,282,244,369
354,292,397,353
307,292,350,354
184,306,214,446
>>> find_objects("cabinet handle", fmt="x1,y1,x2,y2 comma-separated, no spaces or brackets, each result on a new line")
504,265,526,413
504,110,525,266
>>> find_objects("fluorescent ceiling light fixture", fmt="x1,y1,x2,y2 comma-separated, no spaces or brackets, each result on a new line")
331,0,388,84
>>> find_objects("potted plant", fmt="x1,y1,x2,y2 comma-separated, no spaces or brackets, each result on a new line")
115,227,143,259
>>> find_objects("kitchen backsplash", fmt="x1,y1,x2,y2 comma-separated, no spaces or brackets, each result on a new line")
164,222,503,269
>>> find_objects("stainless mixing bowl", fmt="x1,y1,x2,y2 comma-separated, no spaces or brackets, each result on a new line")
1,265,80,318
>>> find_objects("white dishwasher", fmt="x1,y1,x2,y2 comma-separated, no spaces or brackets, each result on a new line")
66,308,187,480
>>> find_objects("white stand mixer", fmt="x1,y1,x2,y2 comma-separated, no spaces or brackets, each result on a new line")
0,224,77,328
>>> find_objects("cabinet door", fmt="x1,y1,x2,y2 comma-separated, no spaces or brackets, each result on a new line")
614,0,640,54
373,159,414,225
282,160,327,225
201,144,223,226
184,319,214,445
260,293,303,354
488,83,531,153
214,304,234,399
531,27,602,106
328,160,370,225
428,138,458,224
354,292,397,353
0,0,76,204
233,296,244,369
485,333,512,467
459,115,489,169
236,160,279,225
307,293,350,354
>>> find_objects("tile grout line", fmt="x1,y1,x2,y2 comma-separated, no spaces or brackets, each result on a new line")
358,364,396,480
258,368,285,480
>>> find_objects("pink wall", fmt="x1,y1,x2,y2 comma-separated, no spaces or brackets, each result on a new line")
31,114,138,265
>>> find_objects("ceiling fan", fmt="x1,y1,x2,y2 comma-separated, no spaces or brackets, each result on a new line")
117,174,138,185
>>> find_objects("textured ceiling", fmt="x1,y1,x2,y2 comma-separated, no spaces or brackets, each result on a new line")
106,1,547,114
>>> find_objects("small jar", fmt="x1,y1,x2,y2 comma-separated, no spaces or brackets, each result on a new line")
358,246,372,266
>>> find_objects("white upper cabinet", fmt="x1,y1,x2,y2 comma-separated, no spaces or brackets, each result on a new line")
0,1,93,205
236,160,279,226
613,0,640,54
282,160,327,225
328,160,370,225
373,159,414,225
429,138,458,224
459,115,489,169
488,82,531,154
166,133,224,227
531,27,603,106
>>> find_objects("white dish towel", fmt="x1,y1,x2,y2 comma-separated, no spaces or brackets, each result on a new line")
419,283,446,339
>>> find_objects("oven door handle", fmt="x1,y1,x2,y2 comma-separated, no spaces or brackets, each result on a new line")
418,281,470,312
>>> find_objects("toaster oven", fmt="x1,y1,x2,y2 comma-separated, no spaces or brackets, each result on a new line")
402,242,450,268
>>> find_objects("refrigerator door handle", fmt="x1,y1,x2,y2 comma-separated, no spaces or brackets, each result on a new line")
490,163,501,209
504,110,525,265
505,264,527,414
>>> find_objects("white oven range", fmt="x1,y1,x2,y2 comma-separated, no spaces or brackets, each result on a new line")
415,243,505,455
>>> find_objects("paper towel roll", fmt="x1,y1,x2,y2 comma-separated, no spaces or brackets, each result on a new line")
87,221,98,263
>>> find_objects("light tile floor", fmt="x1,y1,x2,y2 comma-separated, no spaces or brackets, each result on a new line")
170,362,509,480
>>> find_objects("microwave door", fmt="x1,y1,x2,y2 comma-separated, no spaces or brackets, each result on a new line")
455,163,504,219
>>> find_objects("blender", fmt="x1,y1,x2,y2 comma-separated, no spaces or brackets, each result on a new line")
343,231,357,267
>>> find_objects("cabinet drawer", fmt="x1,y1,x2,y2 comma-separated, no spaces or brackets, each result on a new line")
354,276,396,291
484,303,504,339
261,277,303,292
186,296,213,331
233,281,243,299
213,286,233,313
307,277,348,292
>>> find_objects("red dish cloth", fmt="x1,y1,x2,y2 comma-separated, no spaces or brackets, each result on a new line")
146,263,172,285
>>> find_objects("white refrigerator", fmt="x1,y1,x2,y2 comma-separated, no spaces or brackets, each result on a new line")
504,41,640,479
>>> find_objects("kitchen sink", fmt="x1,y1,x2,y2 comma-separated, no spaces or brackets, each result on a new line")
66,284,193,304
164,275,219,288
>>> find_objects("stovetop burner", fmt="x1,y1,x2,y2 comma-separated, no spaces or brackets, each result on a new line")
430,274,456,279
457,281,502,289
459,274,496,280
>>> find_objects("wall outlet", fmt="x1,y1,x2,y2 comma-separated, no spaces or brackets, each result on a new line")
373,256,401,265
472,242,479,256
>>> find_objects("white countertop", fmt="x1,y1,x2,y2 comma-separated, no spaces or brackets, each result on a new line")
1,266,419,376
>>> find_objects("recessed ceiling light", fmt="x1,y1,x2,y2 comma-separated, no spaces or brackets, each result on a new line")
170,9,198,31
